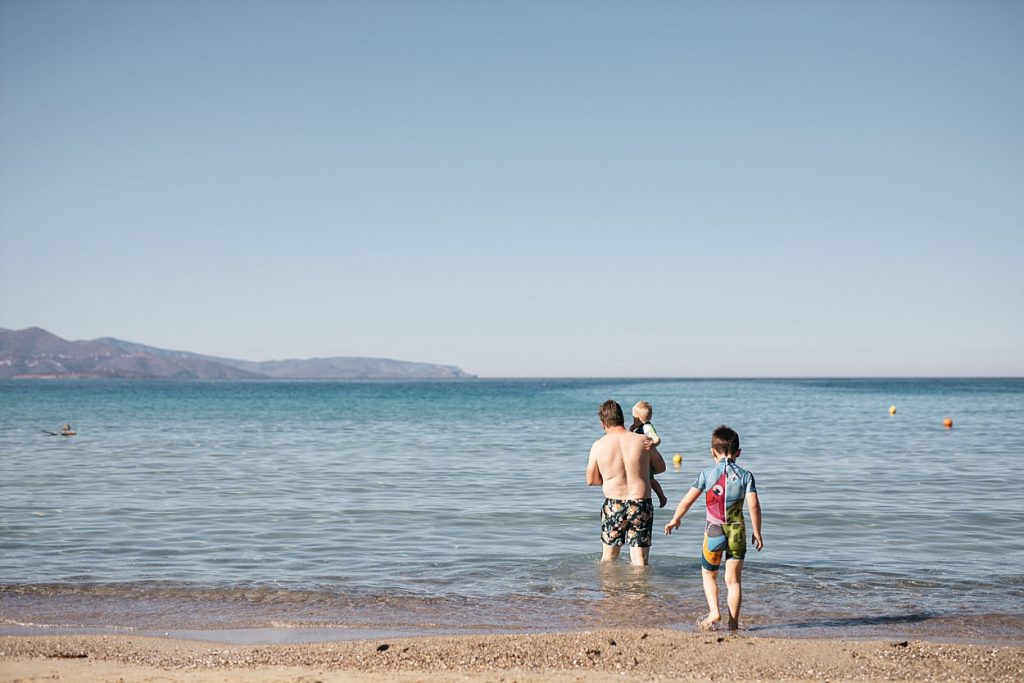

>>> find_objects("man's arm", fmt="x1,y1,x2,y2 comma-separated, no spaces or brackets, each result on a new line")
648,445,666,474
747,491,763,550
586,444,603,486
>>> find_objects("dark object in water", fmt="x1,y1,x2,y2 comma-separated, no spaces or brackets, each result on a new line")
42,423,76,436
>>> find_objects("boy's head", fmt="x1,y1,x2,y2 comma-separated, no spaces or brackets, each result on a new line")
631,401,652,422
598,400,625,428
711,425,741,460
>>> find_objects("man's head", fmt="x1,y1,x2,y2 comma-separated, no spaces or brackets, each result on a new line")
632,401,652,422
711,425,741,459
598,399,625,428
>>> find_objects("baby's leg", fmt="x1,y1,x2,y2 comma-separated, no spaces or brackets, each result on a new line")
651,477,668,508
699,568,721,629
724,559,744,630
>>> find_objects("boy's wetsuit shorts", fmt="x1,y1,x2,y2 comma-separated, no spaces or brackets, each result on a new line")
601,498,654,548
701,520,746,570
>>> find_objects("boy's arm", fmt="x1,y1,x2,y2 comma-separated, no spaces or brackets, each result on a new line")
586,444,603,486
663,486,701,535
747,491,763,550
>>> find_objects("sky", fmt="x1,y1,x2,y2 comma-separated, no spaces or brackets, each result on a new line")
1,0,1022,377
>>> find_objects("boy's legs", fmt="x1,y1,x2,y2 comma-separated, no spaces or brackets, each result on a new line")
700,568,720,629
724,559,744,630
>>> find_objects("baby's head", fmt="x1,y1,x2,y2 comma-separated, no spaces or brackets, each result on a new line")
632,401,652,423
711,425,741,461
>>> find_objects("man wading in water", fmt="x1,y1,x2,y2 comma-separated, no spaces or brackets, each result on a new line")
587,399,666,566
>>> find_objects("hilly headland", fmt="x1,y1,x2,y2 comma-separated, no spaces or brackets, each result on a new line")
0,327,474,380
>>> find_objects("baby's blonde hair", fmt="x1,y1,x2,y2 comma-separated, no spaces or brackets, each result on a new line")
632,401,652,422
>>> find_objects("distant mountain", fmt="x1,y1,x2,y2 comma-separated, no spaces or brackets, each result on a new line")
0,328,258,379
224,356,473,379
0,328,475,380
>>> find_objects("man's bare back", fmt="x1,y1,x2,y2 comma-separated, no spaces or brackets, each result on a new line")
587,407,667,565
587,428,666,500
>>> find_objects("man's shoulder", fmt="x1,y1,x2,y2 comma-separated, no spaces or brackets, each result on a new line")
622,430,648,448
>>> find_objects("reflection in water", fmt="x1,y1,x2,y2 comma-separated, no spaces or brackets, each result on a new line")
593,560,660,627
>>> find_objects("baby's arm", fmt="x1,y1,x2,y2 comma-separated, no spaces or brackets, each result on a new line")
643,423,662,447
664,486,701,535
747,491,763,550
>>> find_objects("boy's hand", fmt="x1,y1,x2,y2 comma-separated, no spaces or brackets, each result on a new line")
752,532,764,551
642,438,654,450
663,518,681,535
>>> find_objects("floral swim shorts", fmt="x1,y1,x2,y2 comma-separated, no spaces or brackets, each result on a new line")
600,498,654,548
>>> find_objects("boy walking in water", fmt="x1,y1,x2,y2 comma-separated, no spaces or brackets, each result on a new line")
664,425,763,630
629,401,668,508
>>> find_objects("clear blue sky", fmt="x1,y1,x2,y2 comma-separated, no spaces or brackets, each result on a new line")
1,0,1022,377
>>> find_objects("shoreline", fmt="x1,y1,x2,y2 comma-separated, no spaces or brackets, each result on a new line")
3,621,1023,649
3,628,1023,682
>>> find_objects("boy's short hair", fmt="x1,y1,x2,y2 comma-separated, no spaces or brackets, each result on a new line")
598,400,625,427
711,425,740,457
632,401,652,422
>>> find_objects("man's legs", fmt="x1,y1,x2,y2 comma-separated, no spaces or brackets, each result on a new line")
601,543,621,562
629,545,650,566
724,559,744,630
700,568,721,629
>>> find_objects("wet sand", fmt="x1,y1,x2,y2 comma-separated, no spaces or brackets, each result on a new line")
3,628,1023,682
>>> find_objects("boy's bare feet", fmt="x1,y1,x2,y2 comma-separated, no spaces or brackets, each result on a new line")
727,618,739,630
697,614,720,631
657,492,668,508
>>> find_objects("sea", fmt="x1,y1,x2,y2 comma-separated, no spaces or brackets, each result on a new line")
2,378,1022,645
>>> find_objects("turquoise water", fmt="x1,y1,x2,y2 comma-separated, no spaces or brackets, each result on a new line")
2,378,1023,643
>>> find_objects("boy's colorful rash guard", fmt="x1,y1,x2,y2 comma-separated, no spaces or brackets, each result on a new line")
693,459,756,569
694,459,755,525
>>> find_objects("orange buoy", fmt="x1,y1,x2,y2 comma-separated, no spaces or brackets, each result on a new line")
943,418,953,429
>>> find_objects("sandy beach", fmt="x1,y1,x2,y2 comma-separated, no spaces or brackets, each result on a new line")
3,628,1023,682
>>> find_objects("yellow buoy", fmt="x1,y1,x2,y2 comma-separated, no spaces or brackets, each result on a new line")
889,405,897,416
673,454,683,465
